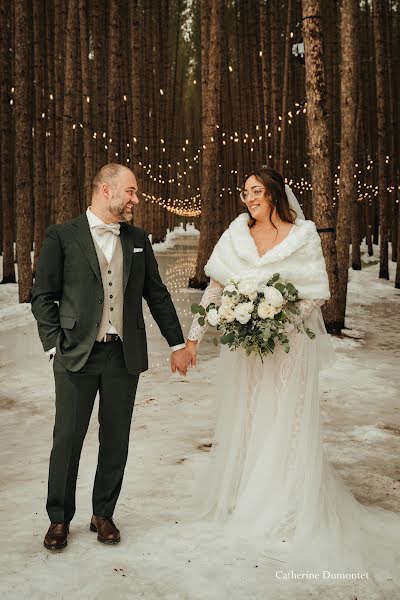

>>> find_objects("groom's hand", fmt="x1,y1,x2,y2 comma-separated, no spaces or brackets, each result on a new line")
171,348,191,376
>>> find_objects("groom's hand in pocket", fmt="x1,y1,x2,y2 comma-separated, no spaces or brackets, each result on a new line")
171,348,191,376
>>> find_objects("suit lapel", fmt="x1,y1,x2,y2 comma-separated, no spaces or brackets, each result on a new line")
120,223,135,292
72,214,102,285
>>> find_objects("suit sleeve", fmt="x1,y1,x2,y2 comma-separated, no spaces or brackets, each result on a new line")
142,232,184,347
31,225,63,351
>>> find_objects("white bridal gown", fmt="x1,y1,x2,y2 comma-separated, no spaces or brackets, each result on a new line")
184,276,400,589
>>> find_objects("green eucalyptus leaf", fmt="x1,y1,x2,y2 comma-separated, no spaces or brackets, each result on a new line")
220,332,235,345
269,273,280,283
286,283,297,295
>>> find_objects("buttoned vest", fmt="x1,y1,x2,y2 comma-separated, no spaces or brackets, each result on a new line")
93,237,124,341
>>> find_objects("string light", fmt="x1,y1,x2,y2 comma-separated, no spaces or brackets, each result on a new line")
7,87,397,216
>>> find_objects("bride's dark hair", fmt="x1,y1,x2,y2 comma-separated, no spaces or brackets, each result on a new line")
243,165,297,229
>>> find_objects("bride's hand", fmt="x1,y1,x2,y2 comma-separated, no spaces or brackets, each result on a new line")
186,340,198,368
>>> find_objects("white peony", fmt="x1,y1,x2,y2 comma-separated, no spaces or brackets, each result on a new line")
206,308,220,327
263,286,284,308
238,280,258,301
258,300,278,320
219,305,235,323
233,303,252,324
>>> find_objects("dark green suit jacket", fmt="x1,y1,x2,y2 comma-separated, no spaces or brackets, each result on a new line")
31,213,184,374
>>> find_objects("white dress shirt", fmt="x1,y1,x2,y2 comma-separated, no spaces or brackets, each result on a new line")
86,207,119,264
46,208,185,356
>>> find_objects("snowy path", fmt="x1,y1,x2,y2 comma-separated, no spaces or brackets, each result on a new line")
0,239,399,599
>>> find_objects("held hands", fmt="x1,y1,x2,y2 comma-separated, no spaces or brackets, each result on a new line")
170,341,198,375
170,347,192,376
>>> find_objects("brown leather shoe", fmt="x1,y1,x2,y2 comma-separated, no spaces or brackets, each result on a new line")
44,522,69,550
90,515,120,544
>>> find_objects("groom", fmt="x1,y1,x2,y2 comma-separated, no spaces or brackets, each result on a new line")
31,163,191,550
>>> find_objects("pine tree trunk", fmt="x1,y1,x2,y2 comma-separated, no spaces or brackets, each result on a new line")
279,0,293,173
79,0,94,208
259,0,270,159
107,0,120,164
45,0,56,223
373,0,389,279
351,200,362,270
91,0,107,170
386,0,397,264
53,0,66,205
130,0,144,228
270,0,280,167
302,0,339,332
0,0,15,283
235,1,246,173
33,0,47,271
352,77,362,270
191,0,223,288
322,0,339,184
56,0,80,223
336,0,358,328
15,0,33,301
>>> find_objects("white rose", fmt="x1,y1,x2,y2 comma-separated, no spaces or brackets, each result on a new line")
224,283,237,294
238,280,258,301
206,308,220,327
234,303,252,325
221,293,239,308
219,305,235,323
263,286,284,308
241,301,254,313
221,294,232,306
221,294,231,304
258,300,278,320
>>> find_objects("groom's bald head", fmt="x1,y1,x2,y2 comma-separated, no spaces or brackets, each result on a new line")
90,163,139,223
92,163,133,197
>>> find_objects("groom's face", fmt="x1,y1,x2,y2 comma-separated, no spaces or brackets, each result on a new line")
109,170,139,222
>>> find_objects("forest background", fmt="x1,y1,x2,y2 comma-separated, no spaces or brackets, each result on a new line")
1,0,399,332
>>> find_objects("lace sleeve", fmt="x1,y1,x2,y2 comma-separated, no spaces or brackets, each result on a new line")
187,279,224,344
293,299,325,324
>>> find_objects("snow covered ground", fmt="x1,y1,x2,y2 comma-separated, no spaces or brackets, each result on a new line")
0,233,399,599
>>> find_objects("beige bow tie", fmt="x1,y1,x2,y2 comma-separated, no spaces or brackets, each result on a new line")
92,223,120,236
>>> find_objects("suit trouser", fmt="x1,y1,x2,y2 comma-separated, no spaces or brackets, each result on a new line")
47,339,139,524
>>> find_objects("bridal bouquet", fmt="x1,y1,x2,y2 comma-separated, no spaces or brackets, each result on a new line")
191,273,315,359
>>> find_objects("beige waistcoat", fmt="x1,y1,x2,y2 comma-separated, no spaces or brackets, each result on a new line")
93,237,124,341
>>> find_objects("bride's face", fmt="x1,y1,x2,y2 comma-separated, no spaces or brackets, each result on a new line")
242,175,272,221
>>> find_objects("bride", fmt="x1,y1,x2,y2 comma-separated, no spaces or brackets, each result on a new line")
184,165,400,584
